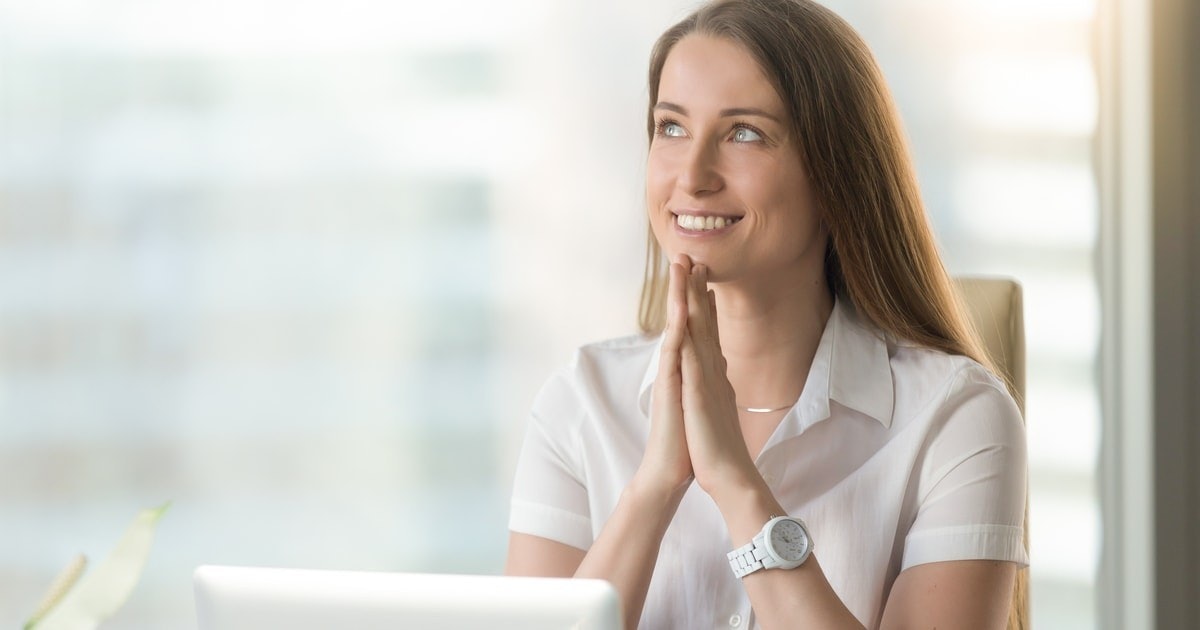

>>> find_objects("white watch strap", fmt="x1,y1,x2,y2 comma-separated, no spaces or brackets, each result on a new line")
726,539,769,578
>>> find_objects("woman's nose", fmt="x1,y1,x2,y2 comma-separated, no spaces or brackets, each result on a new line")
677,140,724,196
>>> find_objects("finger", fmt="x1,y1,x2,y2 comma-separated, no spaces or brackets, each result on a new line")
707,288,729,373
685,264,711,345
658,262,688,376
687,266,720,372
678,327,702,398
669,254,692,339
707,289,722,349
669,261,689,336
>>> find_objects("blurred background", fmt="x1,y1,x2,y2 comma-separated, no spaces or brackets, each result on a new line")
1,0,1101,627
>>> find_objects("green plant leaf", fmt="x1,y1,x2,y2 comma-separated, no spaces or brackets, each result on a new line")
23,554,88,630
29,503,169,630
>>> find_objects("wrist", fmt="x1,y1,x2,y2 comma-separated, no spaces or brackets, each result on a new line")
627,470,690,513
709,472,784,544
703,461,767,507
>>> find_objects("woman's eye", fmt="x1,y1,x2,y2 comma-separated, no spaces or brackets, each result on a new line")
732,126,763,143
660,121,685,137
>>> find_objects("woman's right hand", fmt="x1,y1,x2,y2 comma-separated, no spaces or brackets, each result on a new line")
634,255,694,496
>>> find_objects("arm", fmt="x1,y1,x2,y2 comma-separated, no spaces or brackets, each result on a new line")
504,480,687,630
879,560,1015,629
573,480,687,630
569,258,696,630
712,474,866,629
710,472,1015,630
506,260,696,630
877,368,1027,629
679,262,1021,629
504,533,585,577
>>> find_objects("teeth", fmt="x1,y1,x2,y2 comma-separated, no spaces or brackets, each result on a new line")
676,214,738,231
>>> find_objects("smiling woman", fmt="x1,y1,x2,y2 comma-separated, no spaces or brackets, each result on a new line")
505,1,1028,629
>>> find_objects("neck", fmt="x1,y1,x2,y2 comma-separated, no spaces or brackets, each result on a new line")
711,265,835,410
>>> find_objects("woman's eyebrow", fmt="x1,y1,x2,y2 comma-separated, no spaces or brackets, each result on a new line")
654,101,782,123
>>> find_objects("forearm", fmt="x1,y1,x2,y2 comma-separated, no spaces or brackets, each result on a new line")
575,476,687,630
714,474,865,630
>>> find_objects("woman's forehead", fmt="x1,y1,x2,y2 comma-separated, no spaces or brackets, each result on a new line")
656,34,785,118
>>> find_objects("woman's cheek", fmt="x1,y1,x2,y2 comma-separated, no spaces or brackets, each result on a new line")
646,151,676,191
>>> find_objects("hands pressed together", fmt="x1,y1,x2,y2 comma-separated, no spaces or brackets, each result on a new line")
639,253,760,501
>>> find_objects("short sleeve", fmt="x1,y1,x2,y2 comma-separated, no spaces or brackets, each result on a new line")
507,368,594,551
902,366,1029,570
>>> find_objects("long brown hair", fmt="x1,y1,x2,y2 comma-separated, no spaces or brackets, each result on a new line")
637,1,1028,627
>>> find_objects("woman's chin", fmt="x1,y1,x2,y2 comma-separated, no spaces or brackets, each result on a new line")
703,265,733,284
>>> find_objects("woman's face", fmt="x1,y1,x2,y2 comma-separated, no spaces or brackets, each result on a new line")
647,35,824,284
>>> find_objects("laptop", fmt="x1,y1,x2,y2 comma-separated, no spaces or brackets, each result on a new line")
194,565,622,630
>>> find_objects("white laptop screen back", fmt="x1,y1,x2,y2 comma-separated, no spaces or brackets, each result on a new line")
194,565,622,630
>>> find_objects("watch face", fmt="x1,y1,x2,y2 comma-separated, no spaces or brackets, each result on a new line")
769,518,810,562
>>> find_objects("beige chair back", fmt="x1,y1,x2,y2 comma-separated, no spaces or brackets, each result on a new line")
955,277,1026,415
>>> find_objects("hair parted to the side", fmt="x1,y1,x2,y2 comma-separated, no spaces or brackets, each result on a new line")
637,2,1027,627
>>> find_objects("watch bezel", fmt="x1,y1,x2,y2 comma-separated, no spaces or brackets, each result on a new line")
763,516,812,569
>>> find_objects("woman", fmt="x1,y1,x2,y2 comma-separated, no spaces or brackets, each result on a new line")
505,1,1028,628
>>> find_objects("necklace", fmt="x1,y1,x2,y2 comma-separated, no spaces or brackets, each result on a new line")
737,402,795,413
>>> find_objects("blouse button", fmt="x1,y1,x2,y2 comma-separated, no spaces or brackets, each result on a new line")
728,613,743,627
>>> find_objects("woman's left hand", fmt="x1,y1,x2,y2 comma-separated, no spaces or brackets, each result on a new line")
674,257,760,497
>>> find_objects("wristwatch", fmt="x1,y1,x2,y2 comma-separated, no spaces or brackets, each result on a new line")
727,515,813,578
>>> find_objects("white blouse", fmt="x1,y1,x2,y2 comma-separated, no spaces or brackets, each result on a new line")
509,299,1028,629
